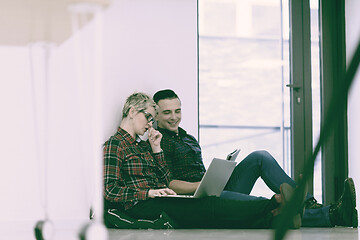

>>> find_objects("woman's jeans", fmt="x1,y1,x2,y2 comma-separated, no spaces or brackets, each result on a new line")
221,150,332,227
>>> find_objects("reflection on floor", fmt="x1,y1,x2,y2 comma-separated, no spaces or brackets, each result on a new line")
108,228,358,240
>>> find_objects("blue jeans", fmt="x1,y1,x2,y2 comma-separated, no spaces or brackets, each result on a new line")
220,150,332,227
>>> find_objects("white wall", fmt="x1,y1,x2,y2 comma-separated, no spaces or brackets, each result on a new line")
346,0,360,225
102,0,198,140
0,0,197,237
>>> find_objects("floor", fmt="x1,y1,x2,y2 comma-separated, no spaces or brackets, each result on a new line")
107,228,359,240
2,226,358,239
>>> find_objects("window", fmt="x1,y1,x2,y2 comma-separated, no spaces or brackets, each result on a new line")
199,0,322,199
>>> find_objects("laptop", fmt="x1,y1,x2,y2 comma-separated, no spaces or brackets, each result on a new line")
157,149,240,199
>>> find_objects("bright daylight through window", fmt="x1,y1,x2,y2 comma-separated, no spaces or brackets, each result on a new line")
198,0,322,201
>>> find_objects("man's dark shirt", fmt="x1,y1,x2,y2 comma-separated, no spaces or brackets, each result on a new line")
158,127,206,182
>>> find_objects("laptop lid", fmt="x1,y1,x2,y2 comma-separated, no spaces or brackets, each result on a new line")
156,149,239,199
192,158,237,198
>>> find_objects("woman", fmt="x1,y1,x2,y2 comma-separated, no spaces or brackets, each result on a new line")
103,92,298,229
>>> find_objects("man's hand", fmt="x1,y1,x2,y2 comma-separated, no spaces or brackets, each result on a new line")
148,188,177,198
148,127,162,153
169,180,200,194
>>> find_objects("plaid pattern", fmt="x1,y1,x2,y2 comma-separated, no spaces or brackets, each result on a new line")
158,127,206,182
103,127,171,210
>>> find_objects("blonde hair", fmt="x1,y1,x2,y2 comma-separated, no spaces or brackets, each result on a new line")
122,92,156,119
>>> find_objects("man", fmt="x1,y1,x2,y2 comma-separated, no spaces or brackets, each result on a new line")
153,89,358,228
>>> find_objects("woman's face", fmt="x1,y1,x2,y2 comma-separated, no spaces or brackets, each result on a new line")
133,106,156,136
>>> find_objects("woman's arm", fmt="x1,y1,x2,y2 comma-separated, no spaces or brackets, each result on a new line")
148,127,162,153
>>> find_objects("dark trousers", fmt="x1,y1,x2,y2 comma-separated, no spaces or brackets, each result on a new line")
125,196,278,229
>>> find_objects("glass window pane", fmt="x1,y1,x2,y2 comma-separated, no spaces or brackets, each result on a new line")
199,0,323,200
310,0,322,203
199,0,290,198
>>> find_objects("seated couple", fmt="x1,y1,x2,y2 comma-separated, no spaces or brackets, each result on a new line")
103,90,358,229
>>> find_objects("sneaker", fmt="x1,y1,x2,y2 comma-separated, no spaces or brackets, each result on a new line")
329,178,358,227
304,197,324,209
104,209,179,229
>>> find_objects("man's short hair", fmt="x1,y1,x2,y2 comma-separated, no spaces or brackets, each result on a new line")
153,89,179,104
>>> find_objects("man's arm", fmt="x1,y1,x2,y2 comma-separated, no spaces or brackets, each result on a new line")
169,180,200,194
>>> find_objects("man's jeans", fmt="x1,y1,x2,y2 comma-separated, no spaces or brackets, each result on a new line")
220,150,332,227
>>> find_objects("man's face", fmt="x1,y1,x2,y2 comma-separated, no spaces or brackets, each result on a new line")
156,98,181,133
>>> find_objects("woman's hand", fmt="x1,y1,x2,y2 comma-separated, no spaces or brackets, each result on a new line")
148,188,177,198
148,127,163,153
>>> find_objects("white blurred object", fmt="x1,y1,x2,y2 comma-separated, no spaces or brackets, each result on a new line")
69,1,108,239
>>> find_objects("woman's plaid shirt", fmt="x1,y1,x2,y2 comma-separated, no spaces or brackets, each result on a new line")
103,127,172,210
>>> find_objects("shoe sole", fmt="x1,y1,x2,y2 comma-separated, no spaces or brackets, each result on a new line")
353,209,358,228
346,178,357,207
346,178,358,228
